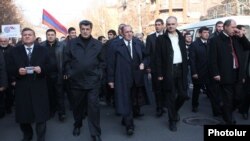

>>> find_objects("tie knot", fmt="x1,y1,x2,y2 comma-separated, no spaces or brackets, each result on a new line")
27,48,32,52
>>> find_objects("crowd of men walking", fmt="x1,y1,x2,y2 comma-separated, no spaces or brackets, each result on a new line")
0,16,250,141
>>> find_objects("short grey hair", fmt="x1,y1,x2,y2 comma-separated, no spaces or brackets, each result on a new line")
166,16,178,23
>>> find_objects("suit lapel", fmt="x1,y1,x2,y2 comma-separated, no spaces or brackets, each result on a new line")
132,40,142,60
30,45,39,65
20,46,29,66
118,40,132,62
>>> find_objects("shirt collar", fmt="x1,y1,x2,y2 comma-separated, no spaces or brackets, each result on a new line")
168,32,178,37
24,44,34,49
156,31,163,37
223,31,229,37
123,39,132,46
200,38,207,43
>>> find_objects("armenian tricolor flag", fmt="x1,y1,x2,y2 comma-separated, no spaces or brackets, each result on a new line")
42,9,67,35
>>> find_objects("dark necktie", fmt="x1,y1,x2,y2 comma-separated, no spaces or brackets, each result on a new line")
27,48,32,61
127,41,132,58
229,37,239,69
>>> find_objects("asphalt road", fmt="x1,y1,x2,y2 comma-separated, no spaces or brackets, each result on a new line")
0,94,249,141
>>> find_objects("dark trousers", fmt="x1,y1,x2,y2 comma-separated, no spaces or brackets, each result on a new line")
47,76,65,115
192,82,208,108
240,77,250,114
0,91,5,116
0,86,14,115
220,83,242,124
20,122,46,141
122,84,139,129
63,79,73,109
192,80,221,115
71,88,101,136
152,72,165,110
210,80,222,115
166,64,187,122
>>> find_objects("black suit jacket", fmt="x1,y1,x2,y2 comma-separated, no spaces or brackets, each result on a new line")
146,33,157,71
189,38,209,83
209,32,250,84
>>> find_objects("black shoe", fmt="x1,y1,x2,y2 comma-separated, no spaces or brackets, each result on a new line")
126,127,134,136
73,127,80,136
242,113,248,120
192,107,198,113
58,114,66,122
169,122,177,132
91,135,102,141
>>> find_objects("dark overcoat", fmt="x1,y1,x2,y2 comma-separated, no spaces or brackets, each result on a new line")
8,44,50,123
209,33,250,84
107,39,148,115
0,51,7,87
189,38,210,83
155,30,188,91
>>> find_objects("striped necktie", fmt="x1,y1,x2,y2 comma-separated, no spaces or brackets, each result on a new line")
27,48,32,61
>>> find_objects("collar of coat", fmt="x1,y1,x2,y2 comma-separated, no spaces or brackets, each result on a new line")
163,29,182,38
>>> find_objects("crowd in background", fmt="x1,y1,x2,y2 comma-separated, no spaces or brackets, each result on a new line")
0,16,250,141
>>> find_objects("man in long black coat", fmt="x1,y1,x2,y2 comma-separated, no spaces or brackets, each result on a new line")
8,28,50,141
0,50,8,118
209,19,250,124
107,25,148,136
0,34,12,117
64,20,103,141
155,16,188,132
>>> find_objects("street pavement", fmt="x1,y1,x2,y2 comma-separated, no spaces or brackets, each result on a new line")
0,94,249,141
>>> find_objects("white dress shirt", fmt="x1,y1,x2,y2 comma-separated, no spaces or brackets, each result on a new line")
168,33,182,64
124,39,133,58
24,44,34,55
